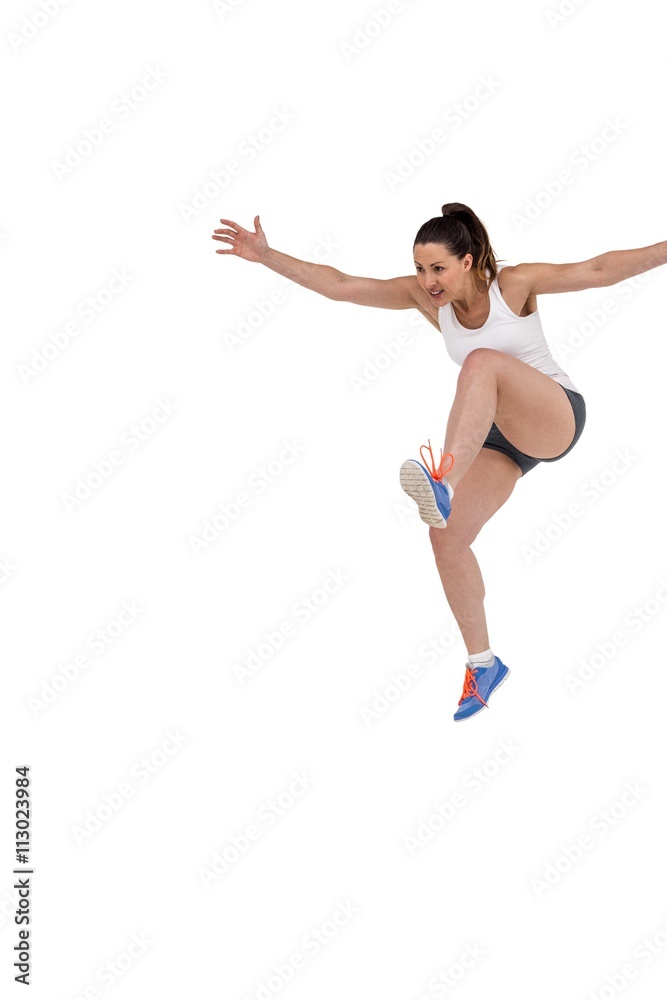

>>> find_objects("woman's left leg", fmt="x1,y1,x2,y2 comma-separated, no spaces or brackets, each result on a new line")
428,446,522,655
443,348,576,491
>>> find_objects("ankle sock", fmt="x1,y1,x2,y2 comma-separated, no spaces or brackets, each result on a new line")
468,647,495,669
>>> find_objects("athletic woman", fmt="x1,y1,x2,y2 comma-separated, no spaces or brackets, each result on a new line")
212,204,666,721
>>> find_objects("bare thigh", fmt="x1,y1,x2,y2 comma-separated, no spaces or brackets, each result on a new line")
467,349,577,459
429,445,522,551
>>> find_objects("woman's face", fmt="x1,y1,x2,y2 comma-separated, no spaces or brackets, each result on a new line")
413,243,473,302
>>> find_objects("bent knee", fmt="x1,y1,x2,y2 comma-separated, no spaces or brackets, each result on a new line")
460,347,503,372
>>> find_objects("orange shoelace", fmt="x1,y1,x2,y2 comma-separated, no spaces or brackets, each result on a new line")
419,439,455,482
458,665,488,707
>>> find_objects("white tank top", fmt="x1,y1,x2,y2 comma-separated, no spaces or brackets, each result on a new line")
438,264,579,394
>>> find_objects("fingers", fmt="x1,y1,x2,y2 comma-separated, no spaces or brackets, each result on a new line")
212,216,260,255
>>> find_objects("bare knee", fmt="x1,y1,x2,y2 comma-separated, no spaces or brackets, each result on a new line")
460,348,503,374
429,522,478,556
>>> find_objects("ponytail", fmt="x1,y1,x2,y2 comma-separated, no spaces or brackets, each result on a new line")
413,202,502,284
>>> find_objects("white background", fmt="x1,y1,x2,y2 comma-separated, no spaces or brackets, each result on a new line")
2,0,667,997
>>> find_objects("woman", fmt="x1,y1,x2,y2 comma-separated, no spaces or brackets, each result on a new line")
212,204,665,721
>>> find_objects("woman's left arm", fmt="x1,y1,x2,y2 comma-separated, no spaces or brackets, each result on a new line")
511,240,667,295
594,240,667,286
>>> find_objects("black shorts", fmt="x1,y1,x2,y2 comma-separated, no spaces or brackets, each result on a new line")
481,384,586,476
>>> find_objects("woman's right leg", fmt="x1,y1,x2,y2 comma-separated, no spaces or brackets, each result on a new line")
428,446,522,656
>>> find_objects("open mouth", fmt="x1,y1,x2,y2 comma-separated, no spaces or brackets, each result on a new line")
429,289,443,299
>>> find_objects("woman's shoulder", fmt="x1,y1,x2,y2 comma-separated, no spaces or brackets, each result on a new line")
486,261,515,287
493,264,538,318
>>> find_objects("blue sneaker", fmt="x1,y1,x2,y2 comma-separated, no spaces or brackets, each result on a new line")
453,657,510,721
399,440,455,528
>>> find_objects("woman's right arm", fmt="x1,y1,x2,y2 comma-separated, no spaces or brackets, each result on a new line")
212,215,422,310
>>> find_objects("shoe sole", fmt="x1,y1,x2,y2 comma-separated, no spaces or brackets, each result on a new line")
454,667,511,722
399,461,448,528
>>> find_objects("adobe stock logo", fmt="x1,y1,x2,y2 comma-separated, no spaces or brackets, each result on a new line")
0,557,17,588
51,68,169,180
69,731,189,846
412,943,486,1000
187,440,306,554
60,398,179,513
521,448,638,565
222,236,339,354
61,933,153,997
349,311,426,394
384,75,500,191
552,273,651,364
240,900,359,1000
530,781,648,898
404,740,520,856
178,108,296,223
545,0,593,28
585,913,667,1000
18,269,134,384
27,601,145,717
212,0,250,15
564,577,667,694
339,0,421,63
8,0,73,53
197,772,316,887
231,569,351,684
511,117,628,231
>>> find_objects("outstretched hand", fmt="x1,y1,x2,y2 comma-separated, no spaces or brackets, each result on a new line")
212,215,269,262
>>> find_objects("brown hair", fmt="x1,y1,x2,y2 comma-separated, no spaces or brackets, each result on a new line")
413,202,502,285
